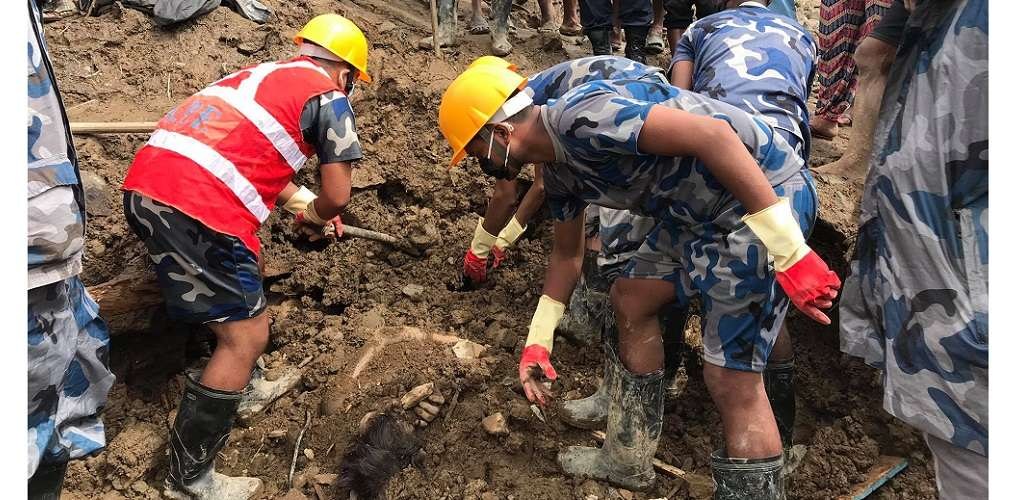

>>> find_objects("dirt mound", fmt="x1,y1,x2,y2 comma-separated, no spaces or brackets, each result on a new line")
45,0,935,498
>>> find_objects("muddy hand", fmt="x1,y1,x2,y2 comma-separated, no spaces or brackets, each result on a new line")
519,345,557,406
293,213,342,242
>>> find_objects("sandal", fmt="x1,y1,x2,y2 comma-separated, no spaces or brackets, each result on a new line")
559,23,583,36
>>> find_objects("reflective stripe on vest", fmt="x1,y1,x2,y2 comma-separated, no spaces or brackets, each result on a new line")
146,129,271,222
199,60,331,172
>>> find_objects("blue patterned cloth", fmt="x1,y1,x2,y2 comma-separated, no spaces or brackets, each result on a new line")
839,0,988,456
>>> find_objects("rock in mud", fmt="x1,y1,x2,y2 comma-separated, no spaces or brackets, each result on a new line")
482,413,510,436
279,488,309,500
453,339,487,359
402,283,425,297
104,422,166,491
682,473,715,499
427,391,445,405
401,382,435,409
314,473,338,485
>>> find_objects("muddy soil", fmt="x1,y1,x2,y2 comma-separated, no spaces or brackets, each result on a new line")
45,0,935,498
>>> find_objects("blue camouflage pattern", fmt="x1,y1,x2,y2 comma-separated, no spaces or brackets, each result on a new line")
539,75,810,371
525,55,669,105
839,0,988,456
671,4,817,157
28,0,87,289
28,277,114,477
124,192,267,324
28,1,113,478
300,90,364,164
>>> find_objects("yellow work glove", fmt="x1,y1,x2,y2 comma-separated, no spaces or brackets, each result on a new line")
494,216,526,251
741,198,810,272
469,218,499,259
282,186,317,215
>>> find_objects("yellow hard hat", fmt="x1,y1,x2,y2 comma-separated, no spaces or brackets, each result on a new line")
468,55,519,73
439,65,528,168
295,14,372,83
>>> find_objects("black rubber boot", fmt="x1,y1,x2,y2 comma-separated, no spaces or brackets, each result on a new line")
586,28,613,56
164,375,262,499
623,25,650,64
764,359,796,449
559,335,620,429
558,365,664,491
711,451,785,500
28,461,68,500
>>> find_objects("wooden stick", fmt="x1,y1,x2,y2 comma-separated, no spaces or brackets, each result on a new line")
289,410,313,488
590,431,688,479
70,121,158,134
428,0,441,56
343,225,399,244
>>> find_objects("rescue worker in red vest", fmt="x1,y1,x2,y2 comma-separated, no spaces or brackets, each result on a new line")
121,14,369,499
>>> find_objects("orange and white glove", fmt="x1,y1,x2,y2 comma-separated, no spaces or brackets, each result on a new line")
462,218,499,287
743,198,841,324
492,216,526,269
519,295,565,406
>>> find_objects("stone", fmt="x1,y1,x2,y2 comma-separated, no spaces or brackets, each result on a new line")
578,480,605,498
279,489,309,500
683,473,715,499
453,339,487,359
415,406,437,422
378,21,398,33
481,413,509,436
314,473,338,485
427,391,446,405
481,493,499,500
402,284,425,297
401,382,435,409
303,448,315,460
418,400,441,415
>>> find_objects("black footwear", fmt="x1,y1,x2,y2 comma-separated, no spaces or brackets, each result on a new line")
586,28,613,56
558,364,664,491
28,461,68,500
623,26,650,64
711,451,785,500
764,359,796,449
164,375,261,499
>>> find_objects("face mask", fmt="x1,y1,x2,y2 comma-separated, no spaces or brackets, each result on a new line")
478,127,516,180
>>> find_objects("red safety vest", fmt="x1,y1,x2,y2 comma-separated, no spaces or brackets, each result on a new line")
123,56,341,255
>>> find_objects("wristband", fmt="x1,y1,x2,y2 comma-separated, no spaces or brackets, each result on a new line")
495,216,526,250
742,197,811,272
283,186,316,215
470,218,499,258
524,295,565,353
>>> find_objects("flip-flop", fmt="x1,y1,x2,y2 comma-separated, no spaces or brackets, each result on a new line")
559,24,583,36
836,114,853,127
469,21,490,35
810,126,837,140
537,21,559,33
646,33,666,55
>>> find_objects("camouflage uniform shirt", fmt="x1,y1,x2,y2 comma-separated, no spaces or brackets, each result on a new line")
300,89,363,164
839,0,988,456
671,3,816,157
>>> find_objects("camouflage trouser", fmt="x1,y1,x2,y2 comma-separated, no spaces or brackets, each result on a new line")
124,191,266,324
925,433,988,500
624,170,818,372
28,276,114,477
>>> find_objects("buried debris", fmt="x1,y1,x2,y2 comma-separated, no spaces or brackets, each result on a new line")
838,456,909,500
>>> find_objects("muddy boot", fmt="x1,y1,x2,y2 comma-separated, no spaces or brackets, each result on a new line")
763,359,796,449
419,0,457,49
558,365,664,491
586,28,613,56
623,25,650,64
559,340,621,429
164,375,262,500
711,451,785,500
490,0,513,56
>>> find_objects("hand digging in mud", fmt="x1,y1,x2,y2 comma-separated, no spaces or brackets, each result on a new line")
519,345,557,406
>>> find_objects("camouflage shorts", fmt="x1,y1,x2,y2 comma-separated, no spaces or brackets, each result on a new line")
124,191,266,324
28,276,114,476
623,170,818,372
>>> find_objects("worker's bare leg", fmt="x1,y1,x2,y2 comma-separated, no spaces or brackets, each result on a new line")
557,278,673,490
561,0,582,34
538,0,557,31
704,364,782,459
470,0,490,34
813,36,896,181
201,311,271,391
490,0,513,55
